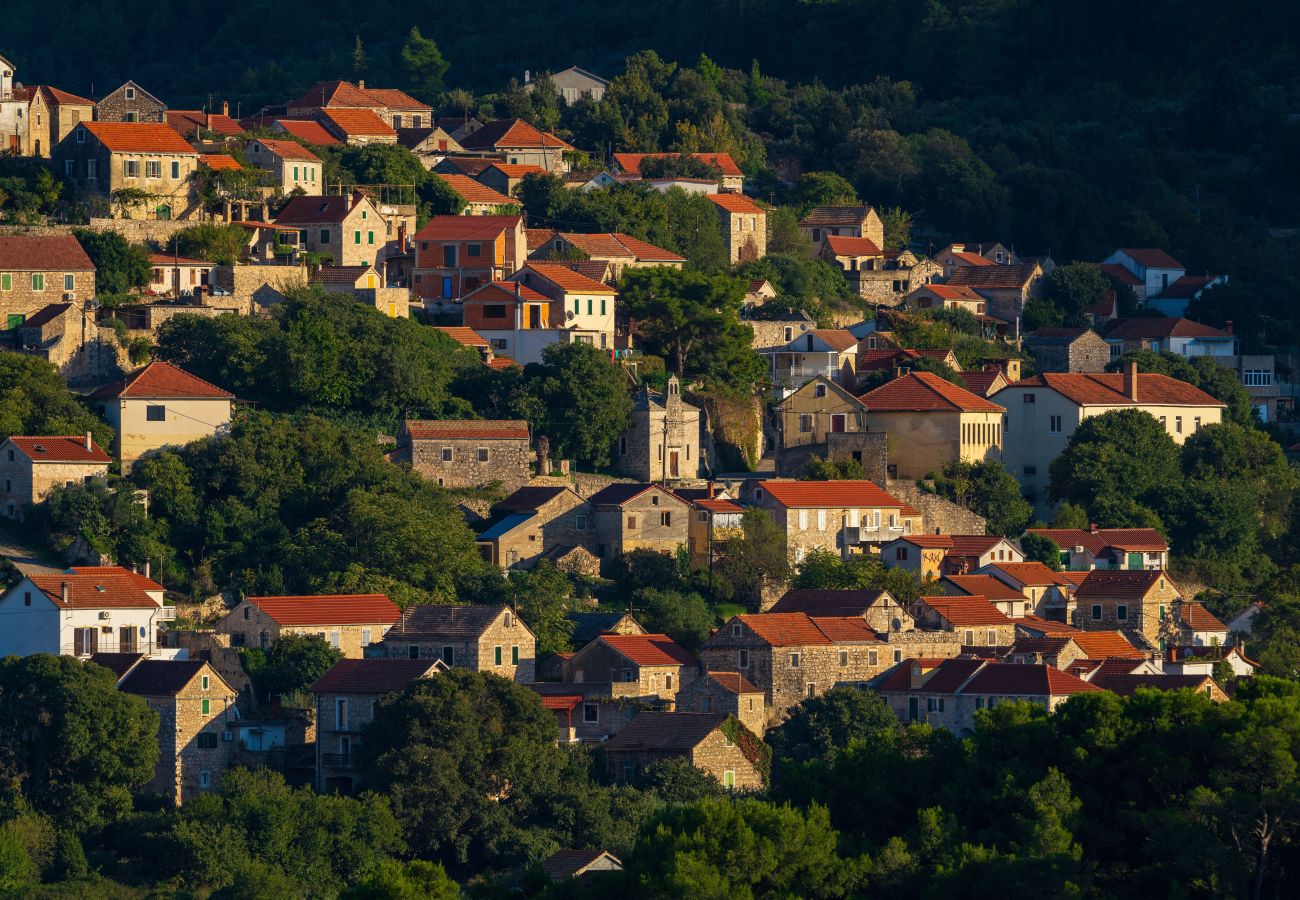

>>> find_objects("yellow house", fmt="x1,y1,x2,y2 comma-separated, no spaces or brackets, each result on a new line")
857,371,1005,480
90,360,234,468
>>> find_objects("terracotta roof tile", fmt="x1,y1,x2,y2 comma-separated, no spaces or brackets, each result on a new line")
1004,371,1224,407
1179,602,1228,632
587,483,681,507
273,194,359,225
947,263,1041,289
958,370,1006,397
361,88,431,111
859,371,1004,412
1027,527,1168,555
963,664,1102,696
1093,673,1217,697
614,152,742,177
919,284,986,301
247,594,400,626
320,107,396,137
404,419,529,440
38,85,94,106
1069,631,1145,659
798,206,874,228
414,214,521,241
462,280,550,305
198,153,243,171
459,119,574,151
7,436,110,464
598,633,696,667
289,80,385,110
434,326,489,348
942,575,1026,602
1014,615,1081,636
707,193,762,214
1102,317,1231,340
70,565,163,592
522,263,616,294
252,138,321,162
28,573,160,609
1098,263,1143,286
760,479,911,510
437,174,520,207
604,711,726,752
1119,248,1183,269
82,122,197,154
810,616,881,643
984,562,1072,587
310,659,441,694
0,235,95,272
1074,569,1175,601
89,361,234,400
558,232,683,263
735,613,832,647
274,119,343,146
707,671,760,694
487,163,545,178
950,251,995,267
167,110,244,137
918,595,1011,627
824,234,882,256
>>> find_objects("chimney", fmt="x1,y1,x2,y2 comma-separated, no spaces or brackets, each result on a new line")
514,280,522,298
61,581,69,606
398,222,408,252
222,99,229,116
1122,359,1138,401
144,559,151,579
1089,522,1098,534
1169,646,1178,662
357,79,365,90
524,70,531,84
1224,320,1234,335
84,431,92,451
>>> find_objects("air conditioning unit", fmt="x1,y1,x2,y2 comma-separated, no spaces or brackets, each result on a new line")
63,292,76,301
1074,545,1085,554
222,732,233,742
98,611,111,620
566,310,576,320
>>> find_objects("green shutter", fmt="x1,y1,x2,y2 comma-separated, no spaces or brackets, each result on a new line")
511,645,519,664
201,698,210,716
367,231,374,245
0,274,10,291
494,646,502,666
354,231,361,245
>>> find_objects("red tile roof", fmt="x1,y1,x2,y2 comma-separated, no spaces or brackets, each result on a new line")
958,370,1006,397
1069,632,1145,659
859,371,1004,412
38,85,94,106
1092,673,1218,697
404,419,529,440
198,153,243,171
947,263,1040,289
1027,527,1168,555
273,194,360,225
735,613,832,647
614,152,742,177
1005,372,1224,407
320,107,397,137
964,664,1102,697
918,595,1011,626
1074,569,1177,601
523,263,617,294
950,251,995,267
810,616,881,643
856,348,959,372
487,163,545,178
82,122,197,154
875,657,986,693
434,326,489,348
247,594,400,626
27,573,160,609
1098,263,1143,286
414,214,521,242
1103,317,1232,340
707,192,762,214
599,633,697,667
167,110,244,137
767,589,890,617
1179,602,1228,632
1014,615,1081,636
361,88,431,111
310,659,440,694
695,498,743,514
89,361,234,400
463,281,550,305
802,329,859,352
459,119,574,151
0,235,95,271
824,234,882,256
6,436,110,464
437,174,520,207
275,119,343,146
70,565,164,592
942,575,1026,602
707,671,760,694
984,562,1072,587
1119,248,1183,270
558,232,684,263
760,480,913,511
919,284,985,302
252,138,321,162
289,80,387,110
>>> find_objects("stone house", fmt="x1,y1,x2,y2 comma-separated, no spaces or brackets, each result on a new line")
904,283,988,316
0,569,168,657
476,163,546,199
287,80,431,131
686,495,744,572
0,233,96,328
458,118,575,174
1171,600,1230,648
394,419,531,490
945,262,1045,324
676,671,767,735
1024,328,1110,374
396,125,465,164
994,363,1225,516
763,328,859,394
437,173,522,216
310,265,409,319
147,253,212,298
89,360,234,468
820,236,938,303
527,66,610,105
509,263,618,353
615,377,702,482
31,86,95,158
311,658,445,794
980,562,1077,621
530,681,648,744
243,138,323,195
216,593,400,657
412,214,526,304
476,485,591,569
857,371,1005,480
530,232,685,279
271,192,390,268
95,81,167,123
910,595,1016,647
0,60,28,155
767,588,914,632
603,711,764,790
562,632,698,704
272,119,342,146
119,660,237,803
588,483,690,570
0,434,110,518
797,206,884,256
55,122,198,219
878,534,1022,580
940,574,1034,619
318,108,398,146
540,849,623,882
755,479,921,562
1004,636,1087,669
1072,569,1182,647
1089,668,1228,703
774,376,868,452
874,658,1101,735
706,193,766,263
935,242,1018,274
744,308,814,351
377,604,536,683
566,611,646,649
614,152,744,192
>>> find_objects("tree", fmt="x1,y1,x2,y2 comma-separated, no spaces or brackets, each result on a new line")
241,633,342,702
791,171,859,213
620,267,751,384
767,688,899,766
342,859,460,900
715,508,790,608
351,35,369,78
926,460,1032,537
173,222,254,265
1109,350,1254,426
1020,533,1063,570
0,354,113,448
1042,262,1111,326
526,342,632,469
400,27,450,99
72,228,150,296
0,655,157,829
802,454,865,480
633,587,714,651
879,206,912,250
792,550,923,603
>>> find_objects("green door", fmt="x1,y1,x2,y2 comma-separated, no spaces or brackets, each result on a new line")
1127,552,1143,569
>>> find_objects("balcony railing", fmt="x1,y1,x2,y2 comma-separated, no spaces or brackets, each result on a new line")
321,752,353,769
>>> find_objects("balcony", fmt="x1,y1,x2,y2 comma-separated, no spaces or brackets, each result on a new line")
321,752,353,769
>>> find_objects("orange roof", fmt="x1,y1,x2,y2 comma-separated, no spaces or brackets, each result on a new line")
253,138,321,162
459,119,574,151
434,326,489,348
414,214,521,242
614,152,742,177
488,163,545,178
1005,372,1224,407
735,613,832,647
275,119,343,146
462,281,550,305
167,110,244,137
248,594,400,626
290,80,387,110
1179,602,1228,632
487,356,521,370
82,122,197,154
404,419,529,440
824,234,882,256
437,174,520,207
320,107,396,137
38,85,94,106
361,87,431,111
523,263,616,294
707,193,762,214
1014,615,1081,636
1027,527,1168,555
919,284,986,302
598,633,696,667
147,253,211,266
984,562,1072,587
950,251,995,267
199,154,243,171
964,663,1102,697
90,361,234,400
810,616,881,643
707,671,760,694
800,329,859,352
760,480,912,511
6,436,110,464
942,574,1026,602
28,574,160,609
558,232,683,263
920,595,1012,626
1069,631,1145,659
69,565,164,592
860,371,1004,413
947,263,1041,289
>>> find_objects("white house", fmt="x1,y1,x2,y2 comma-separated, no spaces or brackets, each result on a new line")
0,569,173,657
1101,249,1185,304
1100,317,1236,361
761,329,860,395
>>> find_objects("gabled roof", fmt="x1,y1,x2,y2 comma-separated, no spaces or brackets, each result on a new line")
824,234,882,256
949,251,995,267
587,483,681,507
810,616,881,643
1153,274,1219,299
119,660,213,696
88,652,144,679
486,162,545,178
541,849,622,881
462,281,550,305
941,575,1026,602
1102,317,1231,341
958,370,1007,397
604,711,727,753
389,604,517,640
963,664,1102,697
167,110,243,137
198,153,243,171
273,194,359,225
320,107,396,137
0,235,95,271
414,214,521,242
760,480,915,512
89,360,234,400
798,206,874,228
566,611,644,646
1003,372,1224,407
26,573,159,610
707,193,763,214
1013,615,1081,637
734,613,832,647
1008,637,1077,657
613,152,742,177
274,119,342,146
557,232,684,263
434,326,489,349
1073,569,1175,601
597,633,696,667
251,138,321,162
1025,327,1095,346
1026,527,1168,555
362,88,430,111
1069,631,1145,659
1178,602,1228,632
707,671,760,694
246,594,400,626
858,371,1003,413
37,85,95,107
521,263,616,294
947,263,1041,289
310,658,442,694
875,657,985,693
983,562,1072,587
5,436,110,464
856,347,958,372
289,80,385,110
80,122,197,154
918,595,1011,627
1098,263,1143,286
795,329,859,352
312,264,375,285
437,174,520,207
917,284,985,302
1118,248,1183,269
70,565,163,593
497,485,572,512
458,119,574,151
404,419,529,440
768,589,889,617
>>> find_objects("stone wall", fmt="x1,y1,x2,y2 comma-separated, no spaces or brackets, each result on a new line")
164,629,249,693
885,480,987,536
404,436,532,491
690,729,764,790
693,390,764,472
677,677,768,736
87,217,194,244
210,264,309,315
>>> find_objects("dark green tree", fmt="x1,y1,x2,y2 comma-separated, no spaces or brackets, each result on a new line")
526,342,632,469
1020,533,1063,570
399,27,450,99
0,354,113,448
71,228,150,296
767,688,899,766
241,633,342,702
926,460,1033,537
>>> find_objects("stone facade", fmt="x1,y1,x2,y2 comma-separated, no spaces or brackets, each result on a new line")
561,638,697,705
746,313,814,352
676,673,768,735
1076,573,1181,646
379,606,537,683
396,420,532,491
774,377,867,452
615,377,703,481
0,264,95,327
478,487,590,569
1025,329,1110,373
0,437,109,518
864,407,1004,481
604,716,764,791
884,480,988,536
210,263,309,314
54,124,199,219
95,82,167,123
216,600,394,658
590,485,691,567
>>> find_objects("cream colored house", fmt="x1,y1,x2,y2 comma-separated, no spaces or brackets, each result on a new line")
509,263,617,352
707,193,766,264
53,122,199,220
995,362,1225,515
756,479,922,561
216,594,401,657
90,361,234,468
243,138,323,195
857,371,1005,480
0,435,110,518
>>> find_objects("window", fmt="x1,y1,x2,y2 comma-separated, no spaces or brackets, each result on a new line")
476,448,489,462
799,413,813,433
738,649,749,668
64,274,75,291
783,326,793,342
367,231,374,245
798,510,808,529
197,732,218,749
442,645,454,665
201,675,209,690
171,160,180,178
660,512,672,527
512,645,519,664
201,698,210,716
1023,465,1037,476
0,274,8,291
354,231,361,245
583,703,598,723
1091,605,1102,621
362,628,372,646
125,87,136,99
1049,415,1062,433
987,629,997,644
575,514,588,530
1117,605,1128,622
146,405,166,422
330,630,341,649
723,770,736,789
64,159,74,177
964,629,975,645
893,649,902,663
1159,605,1167,621
504,612,513,627
814,383,827,398
896,547,909,561
1175,416,1182,434
976,697,985,709
441,447,453,461
789,652,800,668
1243,370,1273,387
838,650,848,667
868,649,878,666
122,159,140,178
31,273,44,291
409,645,420,659
1023,393,1036,403
807,682,817,698
494,645,502,666
199,770,211,789
76,126,85,143
627,515,637,530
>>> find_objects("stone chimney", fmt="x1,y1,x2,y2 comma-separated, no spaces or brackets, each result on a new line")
358,79,365,90
144,559,151,579
222,99,229,116
61,581,69,606
1089,522,1098,534
1122,359,1138,401
397,222,408,252
84,431,92,451
1224,320,1234,335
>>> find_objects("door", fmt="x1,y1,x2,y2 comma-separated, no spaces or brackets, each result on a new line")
669,450,680,478
529,305,541,328
1127,552,1143,570
907,697,919,723
831,414,846,433
119,626,136,653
